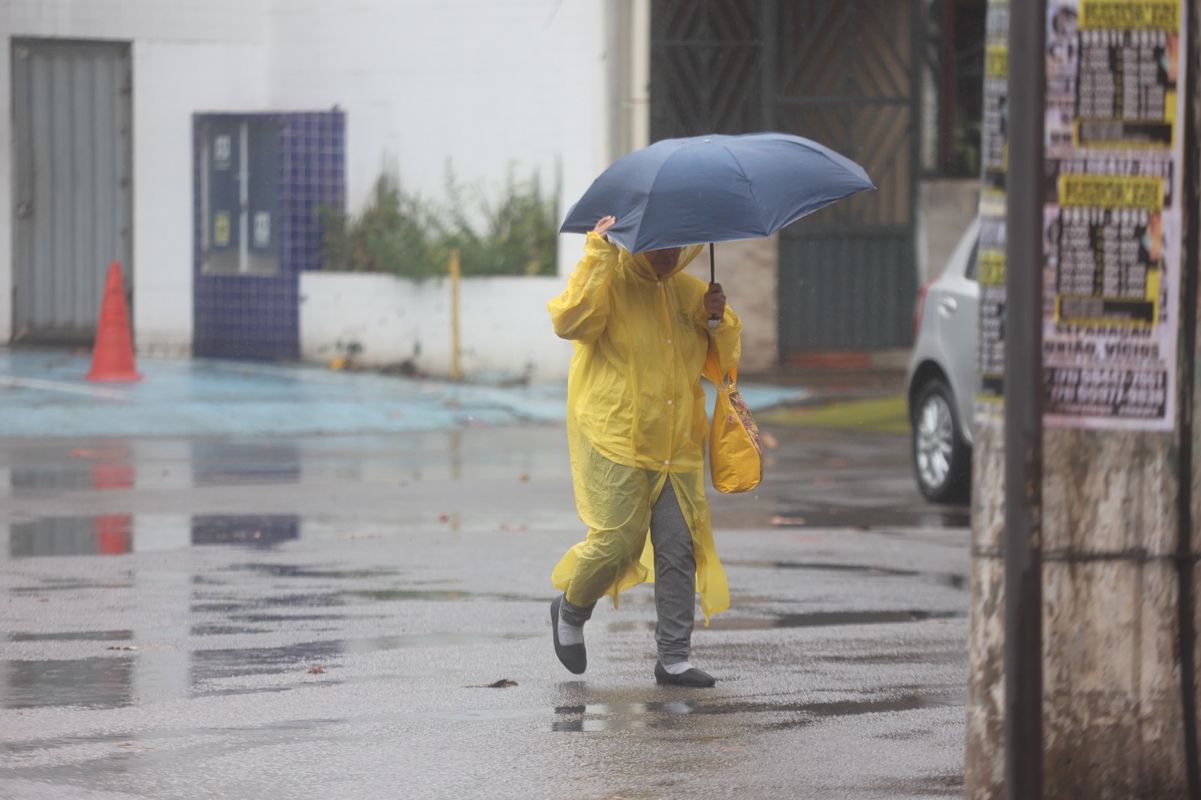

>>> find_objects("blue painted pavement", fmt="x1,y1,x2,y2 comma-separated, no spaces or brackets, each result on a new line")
0,350,808,438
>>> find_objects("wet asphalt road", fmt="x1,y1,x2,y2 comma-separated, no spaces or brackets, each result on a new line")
0,424,969,800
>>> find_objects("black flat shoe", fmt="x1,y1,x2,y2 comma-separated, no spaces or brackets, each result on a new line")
654,661,716,687
551,595,586,675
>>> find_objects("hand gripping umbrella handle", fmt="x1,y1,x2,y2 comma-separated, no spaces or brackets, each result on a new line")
708,243,720,329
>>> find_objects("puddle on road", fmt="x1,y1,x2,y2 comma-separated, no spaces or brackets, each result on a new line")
726,559,968,591
190,631,537,691
9,442,303,493
6,715,349,765
180,585,541,640
7,434,562,497
191,442,301,488
191,640,346,682
3,629,538,709
607,609,962,634
551,690,964,732
2,656,136,709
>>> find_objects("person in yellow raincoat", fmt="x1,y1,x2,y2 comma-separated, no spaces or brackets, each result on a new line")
547,214,741,688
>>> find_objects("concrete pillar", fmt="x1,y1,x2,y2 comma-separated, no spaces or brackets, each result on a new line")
969,411,1196,798
966,2,1201,795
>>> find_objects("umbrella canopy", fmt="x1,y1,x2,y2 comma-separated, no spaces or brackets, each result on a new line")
561,132,875,254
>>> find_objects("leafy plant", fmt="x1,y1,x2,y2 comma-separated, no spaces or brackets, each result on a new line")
319,163,559,280
318,173,442,279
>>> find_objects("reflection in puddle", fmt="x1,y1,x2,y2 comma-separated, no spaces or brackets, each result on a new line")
3,656,135,709
192,515,299,547
9,516,133,558
10,466,95,491
191,442,301,487
11,445,134,493
8,442,302,497
551,691,964,732
8,514,301,558
9,630,133,643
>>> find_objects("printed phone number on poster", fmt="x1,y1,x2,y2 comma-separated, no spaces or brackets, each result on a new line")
1046,366,1167,416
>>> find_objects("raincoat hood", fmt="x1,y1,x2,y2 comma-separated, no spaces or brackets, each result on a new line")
624,244,706,282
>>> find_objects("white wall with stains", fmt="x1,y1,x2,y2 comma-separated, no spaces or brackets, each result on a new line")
300,271,573,382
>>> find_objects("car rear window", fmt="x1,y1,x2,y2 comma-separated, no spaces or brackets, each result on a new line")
964,239,980,282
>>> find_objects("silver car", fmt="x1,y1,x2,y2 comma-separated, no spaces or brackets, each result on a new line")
906,219,979,503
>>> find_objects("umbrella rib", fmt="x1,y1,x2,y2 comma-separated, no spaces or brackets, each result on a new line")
719,145,769,237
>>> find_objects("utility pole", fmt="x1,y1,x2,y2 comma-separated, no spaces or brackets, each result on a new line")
1002,0,1044,796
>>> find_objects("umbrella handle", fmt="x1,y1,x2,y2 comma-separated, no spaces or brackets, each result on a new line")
708,243,720,328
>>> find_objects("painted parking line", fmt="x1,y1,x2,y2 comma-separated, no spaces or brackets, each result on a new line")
0,375,128,400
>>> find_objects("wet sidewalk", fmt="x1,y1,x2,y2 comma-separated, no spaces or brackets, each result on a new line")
0,349,810,439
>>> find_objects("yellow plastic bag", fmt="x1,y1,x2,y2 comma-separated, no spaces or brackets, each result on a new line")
707,365,762,493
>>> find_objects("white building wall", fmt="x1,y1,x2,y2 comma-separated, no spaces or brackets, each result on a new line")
132,40,272,356
1,0,613,352
300,272,573,382
266,0,607,253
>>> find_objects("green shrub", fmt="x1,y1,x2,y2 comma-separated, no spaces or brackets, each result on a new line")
319,164,558,279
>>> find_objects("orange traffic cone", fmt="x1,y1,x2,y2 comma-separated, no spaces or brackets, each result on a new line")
86,261,142,382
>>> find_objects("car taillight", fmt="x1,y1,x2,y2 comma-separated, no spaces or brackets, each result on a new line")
913,281,931,340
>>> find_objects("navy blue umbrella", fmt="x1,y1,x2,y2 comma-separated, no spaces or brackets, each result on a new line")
561,132,875,257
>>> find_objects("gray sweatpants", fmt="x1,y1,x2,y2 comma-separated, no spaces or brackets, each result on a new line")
561,480,696,665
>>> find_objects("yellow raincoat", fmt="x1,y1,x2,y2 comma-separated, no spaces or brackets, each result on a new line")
548,232,742,622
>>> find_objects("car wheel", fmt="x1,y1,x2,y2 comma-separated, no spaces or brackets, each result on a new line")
912,379,970,503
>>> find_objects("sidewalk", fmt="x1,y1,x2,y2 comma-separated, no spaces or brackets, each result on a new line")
0,349,812,439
